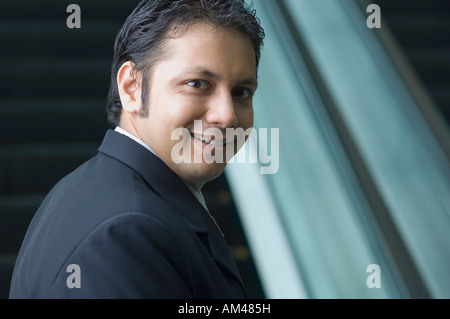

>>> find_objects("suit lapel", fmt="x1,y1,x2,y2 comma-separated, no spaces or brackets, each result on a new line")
98,130,247,296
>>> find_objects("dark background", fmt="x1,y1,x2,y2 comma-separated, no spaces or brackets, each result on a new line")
1,0,449,299
0,0,264,299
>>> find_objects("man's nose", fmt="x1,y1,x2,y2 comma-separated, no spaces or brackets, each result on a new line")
205,90,238,129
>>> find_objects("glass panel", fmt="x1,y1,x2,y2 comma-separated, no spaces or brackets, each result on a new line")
226,0,428,298
283,0,450,298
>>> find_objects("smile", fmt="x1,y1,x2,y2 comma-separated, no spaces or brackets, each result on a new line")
192,133,233,147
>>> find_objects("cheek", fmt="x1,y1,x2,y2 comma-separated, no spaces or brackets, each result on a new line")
161,95,205,125
237,107,254,129
147,100,185,133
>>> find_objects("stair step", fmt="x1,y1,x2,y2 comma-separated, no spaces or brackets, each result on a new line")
0,98,109,144
0,21,121,58
0,194,44,252
382,13,450,47
374,0,450,12
429,85,450,120
0,253,17,299
0,58,111,98
0,0,139,21
404,48,450,86
0,143,98,193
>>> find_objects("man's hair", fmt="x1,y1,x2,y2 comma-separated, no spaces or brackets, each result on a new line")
106,0,265,129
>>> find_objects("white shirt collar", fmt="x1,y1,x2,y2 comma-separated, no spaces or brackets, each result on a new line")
184,182,223,236
114,126,157,156
114,126,212,215
183,181,208,211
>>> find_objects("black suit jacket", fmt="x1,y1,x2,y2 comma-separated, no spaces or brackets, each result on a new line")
9,130,246,298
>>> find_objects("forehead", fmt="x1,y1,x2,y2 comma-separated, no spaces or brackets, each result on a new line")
157,22,257,78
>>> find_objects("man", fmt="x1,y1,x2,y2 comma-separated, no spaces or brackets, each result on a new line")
9,0,264,298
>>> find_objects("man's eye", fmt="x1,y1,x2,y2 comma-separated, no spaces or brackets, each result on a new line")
186,80,208,90
233,88,253,99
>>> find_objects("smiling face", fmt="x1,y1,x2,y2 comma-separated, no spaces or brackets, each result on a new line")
118,22,257,190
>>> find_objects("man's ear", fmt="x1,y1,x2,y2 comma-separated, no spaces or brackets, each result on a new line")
117,61,141,114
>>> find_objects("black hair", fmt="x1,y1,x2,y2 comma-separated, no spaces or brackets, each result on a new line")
106,0,265,128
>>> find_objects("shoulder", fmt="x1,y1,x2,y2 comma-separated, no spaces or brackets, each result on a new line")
36,149,190,247
72,211,192,258
47,212,197,298
46,151,159,219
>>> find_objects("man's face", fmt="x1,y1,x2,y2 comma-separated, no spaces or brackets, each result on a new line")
132,23,257,189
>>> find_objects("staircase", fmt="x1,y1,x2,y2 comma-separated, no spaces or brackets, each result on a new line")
0,0,263,298
374,0,450,127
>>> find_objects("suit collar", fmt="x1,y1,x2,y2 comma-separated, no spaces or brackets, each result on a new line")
98,130,245,293
99,130,207,231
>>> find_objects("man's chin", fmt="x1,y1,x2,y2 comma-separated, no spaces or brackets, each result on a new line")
176,162,228,189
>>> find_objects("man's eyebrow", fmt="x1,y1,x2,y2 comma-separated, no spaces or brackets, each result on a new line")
183,67,222,80
236,77,258,88
183,67,258,87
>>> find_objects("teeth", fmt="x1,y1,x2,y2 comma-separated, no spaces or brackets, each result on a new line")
193,133,225,146
193,134,205,142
